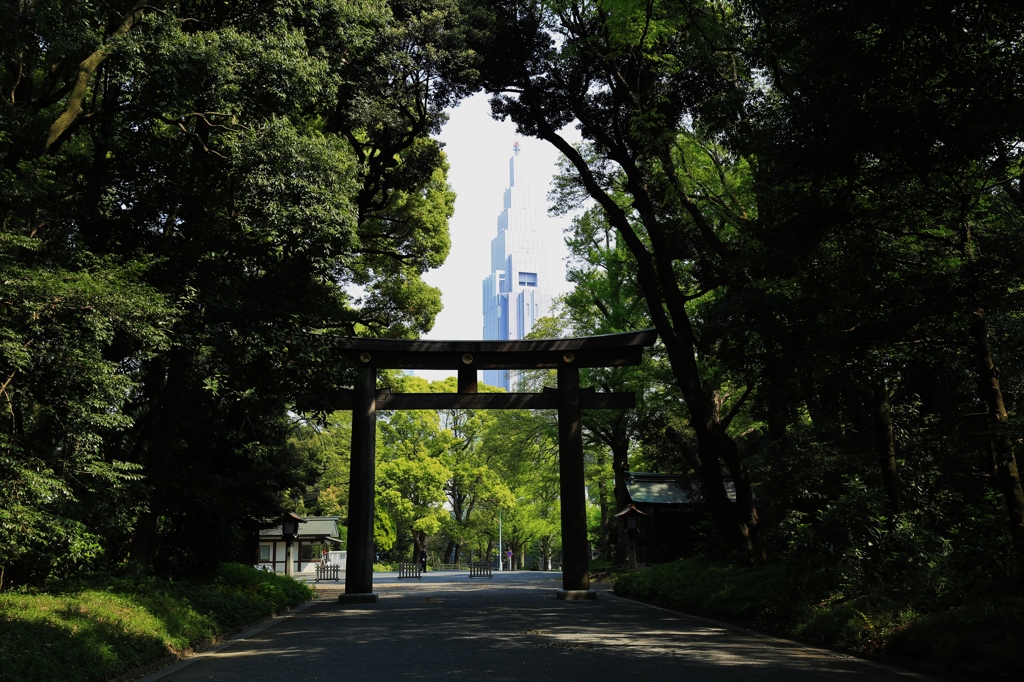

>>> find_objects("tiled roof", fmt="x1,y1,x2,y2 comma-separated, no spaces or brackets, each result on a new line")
625,472,736,506
259,516,341,539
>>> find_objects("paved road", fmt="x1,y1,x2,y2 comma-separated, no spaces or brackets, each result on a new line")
141,571,937,682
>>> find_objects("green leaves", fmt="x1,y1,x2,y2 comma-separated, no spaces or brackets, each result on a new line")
0,248,172,586
1,0,471,584
229,118,359,270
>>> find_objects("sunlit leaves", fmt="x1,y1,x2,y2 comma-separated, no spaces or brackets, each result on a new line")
1,0,469,583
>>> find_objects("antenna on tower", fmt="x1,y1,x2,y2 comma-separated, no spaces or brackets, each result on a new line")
513,141,521,155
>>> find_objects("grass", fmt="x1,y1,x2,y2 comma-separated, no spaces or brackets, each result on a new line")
0,563,315,682
613,558,1024,680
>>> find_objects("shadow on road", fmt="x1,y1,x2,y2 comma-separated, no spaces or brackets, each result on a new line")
142,571,934,682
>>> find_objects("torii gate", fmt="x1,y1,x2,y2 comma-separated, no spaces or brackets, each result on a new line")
332,329,657,603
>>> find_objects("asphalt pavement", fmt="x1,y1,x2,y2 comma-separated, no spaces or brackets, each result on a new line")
138,570,940,682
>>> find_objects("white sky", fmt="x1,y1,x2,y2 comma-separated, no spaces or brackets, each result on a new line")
422,92,581,342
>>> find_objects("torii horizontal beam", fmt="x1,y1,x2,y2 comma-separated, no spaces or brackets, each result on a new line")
333,328,657,370
331,386,635,411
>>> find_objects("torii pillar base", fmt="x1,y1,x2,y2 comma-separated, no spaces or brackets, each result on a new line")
556,590,597,601
337,593,378,606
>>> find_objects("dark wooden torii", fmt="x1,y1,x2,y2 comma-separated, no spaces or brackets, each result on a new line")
332,329,657,603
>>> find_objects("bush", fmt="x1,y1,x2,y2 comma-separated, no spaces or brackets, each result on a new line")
614,559,798,628
0,564,314,682
613,558,1024,679
887,600,1024,680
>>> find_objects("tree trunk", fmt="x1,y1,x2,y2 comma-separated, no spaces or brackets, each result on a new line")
971,309,1024,545
703,425,761,559
764,352,797,442
611,430,631,566
412,530,425,567
528,115,764,561
664,424,758,558
596,450,612,559
872,377,903,518
128,347,193,572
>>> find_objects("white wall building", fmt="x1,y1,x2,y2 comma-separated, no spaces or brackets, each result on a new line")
482,143,556,391
257,516,345,574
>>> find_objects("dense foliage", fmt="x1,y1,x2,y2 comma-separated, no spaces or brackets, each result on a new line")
1,0,470,586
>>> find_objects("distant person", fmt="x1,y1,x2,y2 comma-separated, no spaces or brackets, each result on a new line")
420,549,427,572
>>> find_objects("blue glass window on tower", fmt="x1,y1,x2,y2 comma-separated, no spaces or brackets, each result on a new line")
482,144,555,392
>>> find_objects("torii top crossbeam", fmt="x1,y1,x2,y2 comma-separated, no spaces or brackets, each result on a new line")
331,329,658,411
334,329,658,370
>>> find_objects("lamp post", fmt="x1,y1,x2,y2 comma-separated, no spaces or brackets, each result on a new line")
615,504,646,571
280,512,304,577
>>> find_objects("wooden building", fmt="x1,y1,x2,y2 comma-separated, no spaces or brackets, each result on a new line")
256,516,345,574
624,472,737,564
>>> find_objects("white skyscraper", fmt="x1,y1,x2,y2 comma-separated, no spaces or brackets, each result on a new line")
482,143,555,391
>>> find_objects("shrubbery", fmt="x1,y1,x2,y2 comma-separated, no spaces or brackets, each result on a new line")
0,563,314,682
614,559,1024,680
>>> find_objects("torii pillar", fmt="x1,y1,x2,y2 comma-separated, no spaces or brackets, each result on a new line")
337,365,379,604
557,363,592,598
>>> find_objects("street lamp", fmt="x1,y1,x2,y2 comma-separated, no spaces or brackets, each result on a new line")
280,512,304,577
615,504,646,571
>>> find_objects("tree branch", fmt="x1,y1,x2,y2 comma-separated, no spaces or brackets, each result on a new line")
44,1,148,154
721,380,755,432
1,371,17,432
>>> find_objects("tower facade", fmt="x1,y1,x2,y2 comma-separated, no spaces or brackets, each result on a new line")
482,143,554,390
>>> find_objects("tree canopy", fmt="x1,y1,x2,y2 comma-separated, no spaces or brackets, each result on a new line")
465,0,1024,589
1,0,472,585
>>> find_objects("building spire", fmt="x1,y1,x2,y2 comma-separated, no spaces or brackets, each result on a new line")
482,140,553,390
